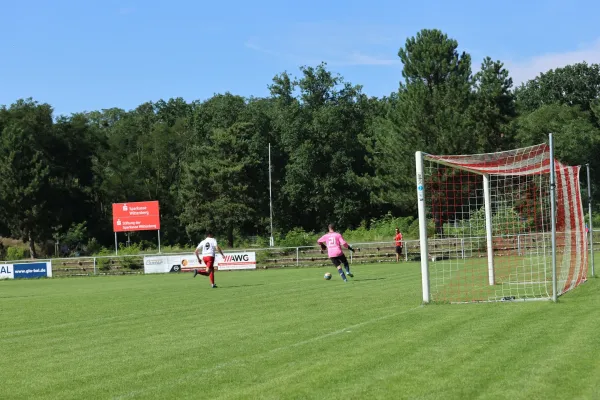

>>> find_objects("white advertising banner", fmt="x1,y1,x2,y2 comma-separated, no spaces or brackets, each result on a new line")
217,252,256,271
0,264,15,279
144,252,256,274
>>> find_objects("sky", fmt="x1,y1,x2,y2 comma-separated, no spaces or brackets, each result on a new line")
1,0,600,116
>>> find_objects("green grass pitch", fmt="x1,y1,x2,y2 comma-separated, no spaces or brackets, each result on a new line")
1,262,598,399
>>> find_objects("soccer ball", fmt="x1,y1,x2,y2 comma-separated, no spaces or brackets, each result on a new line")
324,272,332,280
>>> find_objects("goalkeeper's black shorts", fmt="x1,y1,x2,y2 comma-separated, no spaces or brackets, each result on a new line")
330,254,349,268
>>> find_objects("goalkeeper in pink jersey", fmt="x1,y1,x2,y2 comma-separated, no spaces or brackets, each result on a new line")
317,224,355,282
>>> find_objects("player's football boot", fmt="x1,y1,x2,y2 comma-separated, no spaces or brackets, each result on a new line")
193,269,198,278
346,272,354,278
211,284,218,288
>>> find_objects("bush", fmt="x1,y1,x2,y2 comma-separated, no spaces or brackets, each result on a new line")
6,246,26,261
116,243,144,270
93,245,143,271
406,218,426,239
85,238,102,255
342,213,417,243
254,236,270,248
156,244,191,253
137,240,156,251
443,205,527,238
277,228,318,248
95,248,114,271
585,211,600,229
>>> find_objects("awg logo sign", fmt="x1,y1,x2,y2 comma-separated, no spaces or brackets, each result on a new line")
222,254,250,263
216,252,256,271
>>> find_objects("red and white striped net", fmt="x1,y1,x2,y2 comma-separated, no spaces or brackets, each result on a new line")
422,144,587,303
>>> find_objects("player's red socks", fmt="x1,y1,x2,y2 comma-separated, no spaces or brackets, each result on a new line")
195,268,215,286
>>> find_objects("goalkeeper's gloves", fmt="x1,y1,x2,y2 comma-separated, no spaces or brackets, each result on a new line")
348,245,355,253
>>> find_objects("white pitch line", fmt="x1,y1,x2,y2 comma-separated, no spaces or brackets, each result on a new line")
268,305,423,352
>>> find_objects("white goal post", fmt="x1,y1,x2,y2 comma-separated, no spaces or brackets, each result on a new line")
415,134,588,304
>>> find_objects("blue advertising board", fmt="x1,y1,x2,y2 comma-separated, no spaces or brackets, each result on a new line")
0,262,52,279
13,262,51,278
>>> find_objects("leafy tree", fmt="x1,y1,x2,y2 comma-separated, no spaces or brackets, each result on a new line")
268,71,299,230
515,103,600,167
397,29,474,154
48,114,100,242
90,101,193,246
469,57,517,152
270,63,373,232
193,93,247,134
179,122,263,247
515,62,600,115
514,103,600,215
361,93,417,214
241,97,278,236
0,100,55,257
366,29,475,218
154,97,192,126
514,62,600,214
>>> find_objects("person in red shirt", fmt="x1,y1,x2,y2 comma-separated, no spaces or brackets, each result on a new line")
394,227,403,262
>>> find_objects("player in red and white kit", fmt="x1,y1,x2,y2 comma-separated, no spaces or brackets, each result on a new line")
193,232,225,288
317,224,355,282
394,227,403,263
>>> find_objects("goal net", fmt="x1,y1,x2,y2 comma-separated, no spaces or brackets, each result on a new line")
415,142,587,303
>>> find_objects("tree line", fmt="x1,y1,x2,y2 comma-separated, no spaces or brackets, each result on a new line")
1,28,600,257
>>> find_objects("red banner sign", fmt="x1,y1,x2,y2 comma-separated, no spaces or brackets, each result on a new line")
112,201,160,232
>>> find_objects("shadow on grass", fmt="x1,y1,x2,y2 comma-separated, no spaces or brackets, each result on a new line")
220,283,267,289
354,277,387,282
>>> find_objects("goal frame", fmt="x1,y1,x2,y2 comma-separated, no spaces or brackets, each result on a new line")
415,133,569,304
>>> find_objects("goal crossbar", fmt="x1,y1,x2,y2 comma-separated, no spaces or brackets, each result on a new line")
422,143,551,176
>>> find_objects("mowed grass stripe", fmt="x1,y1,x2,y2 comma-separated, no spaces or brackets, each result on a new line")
0,263,597,400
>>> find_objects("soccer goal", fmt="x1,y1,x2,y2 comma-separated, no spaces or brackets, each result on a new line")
415,135,588,303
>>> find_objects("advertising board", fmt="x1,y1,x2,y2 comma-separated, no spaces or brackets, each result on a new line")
0,264,14,279
0,262,52,279
112,201,160,232
143,252,256,274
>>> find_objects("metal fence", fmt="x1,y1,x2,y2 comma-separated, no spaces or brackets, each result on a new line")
4,230,599,278
2,240,419,277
